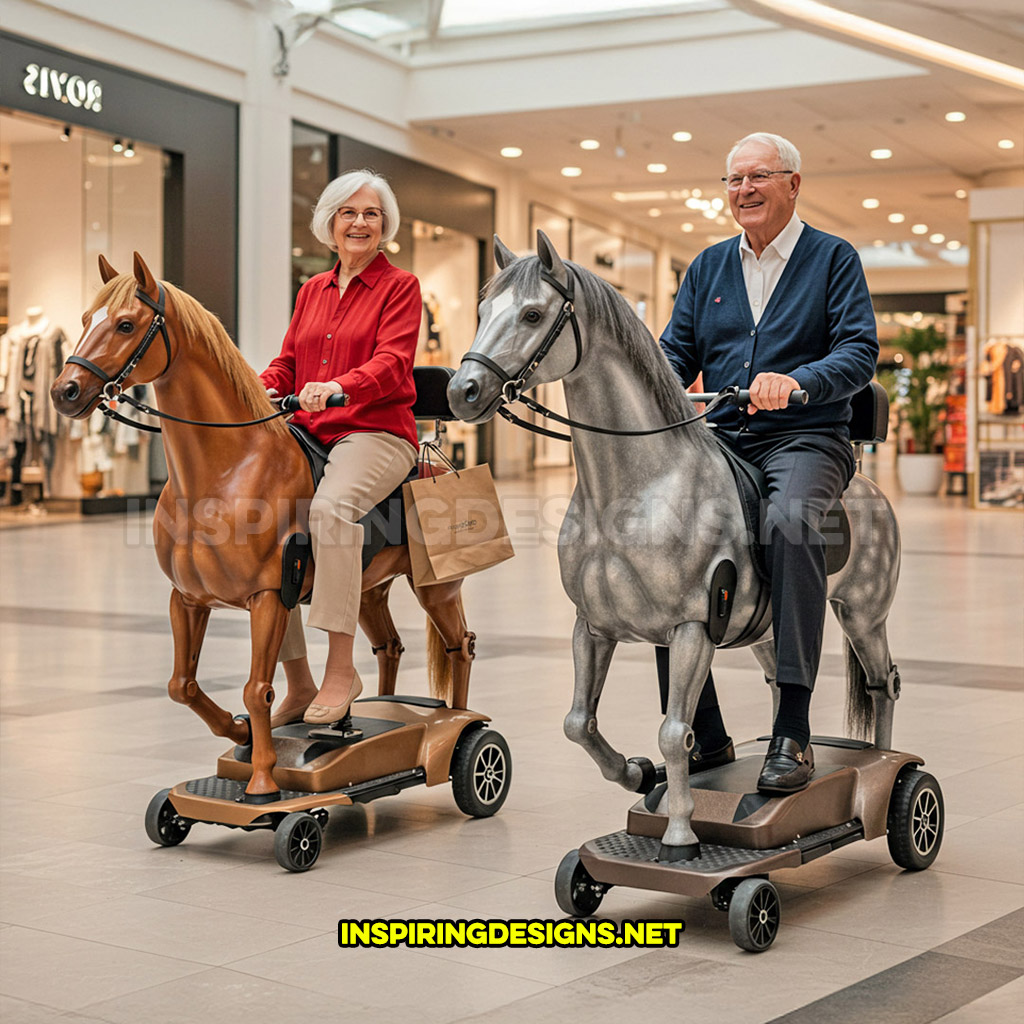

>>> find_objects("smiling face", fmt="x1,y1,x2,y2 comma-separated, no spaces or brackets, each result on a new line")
330,185,384,266
727,140,800,255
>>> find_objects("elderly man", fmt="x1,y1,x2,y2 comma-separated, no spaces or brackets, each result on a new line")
660,132,879,794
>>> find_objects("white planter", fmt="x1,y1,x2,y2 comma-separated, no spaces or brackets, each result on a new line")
897,452,945,494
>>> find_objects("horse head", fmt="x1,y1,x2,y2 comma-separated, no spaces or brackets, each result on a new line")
51,252,171,419
448,230,584,422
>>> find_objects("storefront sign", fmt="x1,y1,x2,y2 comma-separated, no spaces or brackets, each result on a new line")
23,63,103,112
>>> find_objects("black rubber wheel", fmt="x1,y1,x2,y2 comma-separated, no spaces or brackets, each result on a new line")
887,768,944,870
728,877,781,952
554,849,607,917
451,727,511,817
144,788,192,847
274,811,323,872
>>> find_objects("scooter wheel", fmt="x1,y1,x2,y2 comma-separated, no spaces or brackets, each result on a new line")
144,788,192,848
451,727,511,818
274,811,323,872
728,877,780,952
887,768,944,871
554,850,607,917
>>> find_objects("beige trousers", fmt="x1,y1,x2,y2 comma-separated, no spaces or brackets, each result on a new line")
279,430,417,662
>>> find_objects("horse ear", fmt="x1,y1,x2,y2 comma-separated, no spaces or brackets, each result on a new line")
493,236,517,270
98,255,119,283
536,230,568,285
133,252,159,296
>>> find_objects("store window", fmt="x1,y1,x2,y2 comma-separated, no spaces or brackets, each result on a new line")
1,108,167,509
291,122,334,304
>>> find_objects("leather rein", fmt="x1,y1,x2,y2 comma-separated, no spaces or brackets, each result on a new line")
65,285,292,433
459,265,733,442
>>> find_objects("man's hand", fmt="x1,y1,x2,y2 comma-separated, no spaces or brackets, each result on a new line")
298,380,344,413
747,372,800,414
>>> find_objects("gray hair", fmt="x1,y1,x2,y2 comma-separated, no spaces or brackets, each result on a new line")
310,169,400,250
726,133,802,173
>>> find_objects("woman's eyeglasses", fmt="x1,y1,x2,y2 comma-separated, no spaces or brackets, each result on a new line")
336,208,383,223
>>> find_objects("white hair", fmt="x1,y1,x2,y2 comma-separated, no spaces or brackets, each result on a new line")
310,169,400,250
726,133,802,173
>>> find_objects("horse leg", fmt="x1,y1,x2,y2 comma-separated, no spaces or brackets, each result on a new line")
657,621,715,860
411,579,473,709
750,636,782,726
166,590,249,745
563,616,642,791
831,599,899,750
358,578,404,697
242,589,290,799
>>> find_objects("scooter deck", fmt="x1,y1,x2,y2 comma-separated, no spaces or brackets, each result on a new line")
579,738,922,900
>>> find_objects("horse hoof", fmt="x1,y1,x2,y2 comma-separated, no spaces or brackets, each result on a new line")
657,842,701,863
627,756,657,794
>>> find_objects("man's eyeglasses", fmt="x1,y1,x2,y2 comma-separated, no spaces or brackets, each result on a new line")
336,207,383,223
721,170,793,190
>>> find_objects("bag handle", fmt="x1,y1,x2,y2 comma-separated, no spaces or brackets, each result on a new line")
418,438,460,481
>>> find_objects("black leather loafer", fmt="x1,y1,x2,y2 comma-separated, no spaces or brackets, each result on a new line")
689,738,735,775
757,737,814,794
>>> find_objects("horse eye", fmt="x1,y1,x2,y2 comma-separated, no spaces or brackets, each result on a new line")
524,310,542,324
116,320,135,334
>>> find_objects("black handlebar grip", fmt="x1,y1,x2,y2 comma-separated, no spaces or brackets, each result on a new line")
734,389,809,406
279,392,349,412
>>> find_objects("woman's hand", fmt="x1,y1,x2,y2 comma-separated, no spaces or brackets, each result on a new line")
298,379,345,412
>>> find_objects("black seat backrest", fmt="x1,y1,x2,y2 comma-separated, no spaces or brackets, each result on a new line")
849,381,889,444
413,365,456,421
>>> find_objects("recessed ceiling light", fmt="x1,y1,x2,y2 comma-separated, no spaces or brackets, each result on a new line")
955,189,967,199
946,240,962,250
888,212,905,223
997,139,1015,149
500,146,522,158
945,111,966,122
872,240,885,247
870,148,893,159
672,131,693,142
681,222,695,232
716,215,729,225
711,197,725,211
579,139,600,151
648,208,662,217
702,209,717,219
929,233,945,243
862,198,880,209
911,223,928,234
561,166,582,177
647,163,668,174
691,188,702,198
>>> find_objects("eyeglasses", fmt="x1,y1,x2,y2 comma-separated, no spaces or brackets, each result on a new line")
721,170,793,190
336,207,383,223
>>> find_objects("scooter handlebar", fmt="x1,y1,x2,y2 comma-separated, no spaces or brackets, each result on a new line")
278,392,350,412
687,387,809,406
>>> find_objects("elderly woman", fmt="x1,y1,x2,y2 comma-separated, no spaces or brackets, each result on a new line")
261,169,420,726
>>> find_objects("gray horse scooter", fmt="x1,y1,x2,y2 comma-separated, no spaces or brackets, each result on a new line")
447,232,943,951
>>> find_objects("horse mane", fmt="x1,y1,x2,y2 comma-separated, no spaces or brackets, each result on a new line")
89,275,286,436
484,256,716,454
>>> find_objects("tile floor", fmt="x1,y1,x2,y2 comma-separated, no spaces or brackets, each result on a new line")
1,448,1021,1024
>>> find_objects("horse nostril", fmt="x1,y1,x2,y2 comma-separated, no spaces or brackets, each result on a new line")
464,379,480,404
64,380,80,402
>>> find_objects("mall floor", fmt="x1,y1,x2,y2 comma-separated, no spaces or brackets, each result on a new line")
1,448,1021,1024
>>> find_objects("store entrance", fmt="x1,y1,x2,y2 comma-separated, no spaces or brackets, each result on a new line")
0,108,170,510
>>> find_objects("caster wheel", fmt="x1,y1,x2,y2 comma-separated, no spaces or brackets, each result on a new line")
554,850,608,917
451,727,511,818
887,768,944,870
144,788,192,847
274,811,323,872
728,877,780,952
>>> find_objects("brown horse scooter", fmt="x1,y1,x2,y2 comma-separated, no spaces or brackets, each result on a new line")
51,254,511,871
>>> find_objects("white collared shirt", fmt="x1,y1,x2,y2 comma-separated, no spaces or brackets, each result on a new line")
738,212,804,325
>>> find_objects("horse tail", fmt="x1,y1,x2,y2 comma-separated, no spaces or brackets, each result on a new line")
426,611,453,705
844,637,874,741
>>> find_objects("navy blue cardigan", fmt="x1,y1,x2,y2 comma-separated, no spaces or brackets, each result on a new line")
660,224,878,435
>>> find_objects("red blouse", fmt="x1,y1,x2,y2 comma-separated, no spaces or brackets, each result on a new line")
261,252,420,449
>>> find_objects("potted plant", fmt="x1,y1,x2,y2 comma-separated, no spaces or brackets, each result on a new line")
880,324,952,494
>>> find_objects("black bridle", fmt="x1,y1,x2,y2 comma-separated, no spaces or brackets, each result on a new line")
459,265,735,442
64,284,292,432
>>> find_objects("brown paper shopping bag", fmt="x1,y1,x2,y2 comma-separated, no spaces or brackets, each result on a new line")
404,463,515,586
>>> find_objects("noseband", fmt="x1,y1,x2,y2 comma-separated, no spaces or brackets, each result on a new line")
66,285,172,401
460,265,582,405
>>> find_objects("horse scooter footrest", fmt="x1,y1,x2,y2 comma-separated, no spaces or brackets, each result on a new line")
185,775,308,803
592,830,793,872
